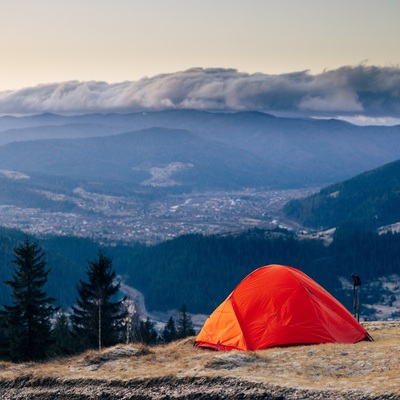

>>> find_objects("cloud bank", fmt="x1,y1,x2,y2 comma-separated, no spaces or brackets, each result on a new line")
1,65,400,124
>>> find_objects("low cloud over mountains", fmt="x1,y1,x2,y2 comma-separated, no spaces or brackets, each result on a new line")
1,65,400,124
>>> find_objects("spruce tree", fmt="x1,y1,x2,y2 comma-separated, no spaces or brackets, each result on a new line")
70,249,127,351
134,317,158,345
51,310,75,356
162,316,178,343
0,236,57,361
176,304,195,339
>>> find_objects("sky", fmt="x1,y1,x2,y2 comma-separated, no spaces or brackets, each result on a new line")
1,0,400,123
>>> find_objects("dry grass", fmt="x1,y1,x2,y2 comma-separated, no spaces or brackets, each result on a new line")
0,321,399,399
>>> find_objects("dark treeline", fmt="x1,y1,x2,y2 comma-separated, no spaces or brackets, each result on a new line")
1,226,400,316
121,227,400,313
0,235,196,361
124,229,330,313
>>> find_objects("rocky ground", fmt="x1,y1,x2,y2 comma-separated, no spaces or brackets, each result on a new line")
0,321,399,399
0,376,380,400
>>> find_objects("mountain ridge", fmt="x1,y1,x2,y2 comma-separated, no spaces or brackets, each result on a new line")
0,126,274,190
1,110,400,195
283,158,400,230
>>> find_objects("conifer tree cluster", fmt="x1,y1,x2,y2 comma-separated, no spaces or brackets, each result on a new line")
0,238,129,360
0,236,197,362
131,304,196,346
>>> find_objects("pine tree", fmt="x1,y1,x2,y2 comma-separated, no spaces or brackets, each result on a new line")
134,317,158,345
162,316,178,343
0,236,57,361
70,249,127,351
176,304,196,339
51,310,75,356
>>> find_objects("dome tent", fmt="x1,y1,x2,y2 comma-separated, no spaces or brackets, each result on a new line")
195,264,372,351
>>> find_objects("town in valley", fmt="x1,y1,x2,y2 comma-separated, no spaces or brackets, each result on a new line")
0,187,317,244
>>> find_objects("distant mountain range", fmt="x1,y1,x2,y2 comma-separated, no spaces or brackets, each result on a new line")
0,127,269,191
283,159,400,231
1,110,400,204
2,111,400,321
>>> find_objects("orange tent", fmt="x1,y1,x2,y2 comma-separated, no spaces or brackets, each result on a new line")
195,264,372,351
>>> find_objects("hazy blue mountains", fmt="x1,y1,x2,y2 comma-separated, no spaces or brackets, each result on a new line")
1,110,400,204
0,127,271,191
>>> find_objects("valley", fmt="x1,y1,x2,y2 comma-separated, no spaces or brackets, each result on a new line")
1,111,400,320
0,187,316,244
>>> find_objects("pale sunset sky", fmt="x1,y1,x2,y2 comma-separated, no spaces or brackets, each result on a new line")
1,0,400,123
2,0,399,90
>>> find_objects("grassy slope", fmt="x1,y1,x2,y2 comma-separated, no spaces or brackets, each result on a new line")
0,322,398,399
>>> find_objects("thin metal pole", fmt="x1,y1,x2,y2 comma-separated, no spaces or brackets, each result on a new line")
98,299,102,350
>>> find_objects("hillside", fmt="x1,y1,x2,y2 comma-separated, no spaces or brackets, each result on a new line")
1,111,400,197
2,111,400,242
0,127,272,191
283,159,400,230
0,321,398,399
1,227,400,321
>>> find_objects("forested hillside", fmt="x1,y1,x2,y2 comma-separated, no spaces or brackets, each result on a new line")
283,159,400,230
1,227,399,317
2,111,400,196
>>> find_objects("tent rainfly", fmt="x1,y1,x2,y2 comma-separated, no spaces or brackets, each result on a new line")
195,264,372,351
